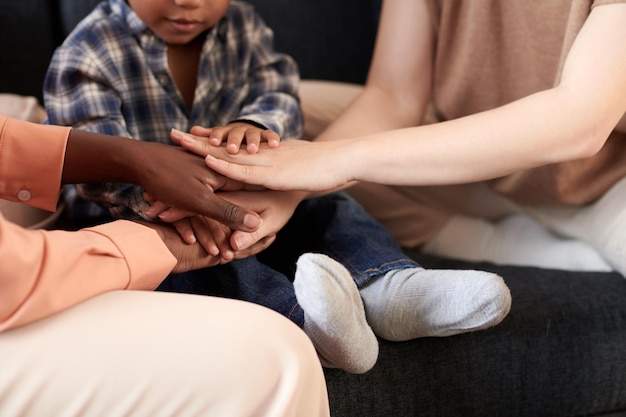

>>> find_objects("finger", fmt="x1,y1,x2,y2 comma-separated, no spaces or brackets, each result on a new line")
144,200,171,218
234,234,276,258
189,125,213,137
207,125,231,147
173,219,197,244
190,216,220,256
225,127,246,154
229,228,267,251
204,154,264,184
206,218,234,259
192,192,263,233
171,129,214,156
157,207,194,223
261,130,281,148
244,129,262,154
143,191,156,203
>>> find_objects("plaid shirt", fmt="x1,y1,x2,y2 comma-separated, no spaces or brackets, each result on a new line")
44,0,301,219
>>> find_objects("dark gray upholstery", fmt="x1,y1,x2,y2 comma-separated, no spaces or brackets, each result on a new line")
246,0,379,84
0,0,61,101
327,252,626,417
1,1,625,415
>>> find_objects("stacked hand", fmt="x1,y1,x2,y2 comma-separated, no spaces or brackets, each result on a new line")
144,128,309,257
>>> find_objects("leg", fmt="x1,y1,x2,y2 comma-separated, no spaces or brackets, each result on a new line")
299,81,603,272
422,213,613,272
0,291,330,417
285,193,511,342
161,260,304,326
162,250,377,374
351,181,609,272
346,182,467,248
524,176,626,275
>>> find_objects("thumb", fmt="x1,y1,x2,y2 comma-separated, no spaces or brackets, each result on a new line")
230,229,266,251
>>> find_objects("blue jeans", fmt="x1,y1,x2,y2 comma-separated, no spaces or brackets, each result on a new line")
157,193,419,327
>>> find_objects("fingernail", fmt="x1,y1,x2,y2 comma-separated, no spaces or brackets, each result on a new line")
233,235,246,250
172,128,194,144
171,128,184,140
243,213,261,229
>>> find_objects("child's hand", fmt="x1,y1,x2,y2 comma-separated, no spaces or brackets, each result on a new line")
190,123,280,155
172,215,235,260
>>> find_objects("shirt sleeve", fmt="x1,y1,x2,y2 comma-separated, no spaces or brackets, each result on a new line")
0,114,177,332
233,7,303,140
0,114,69,211
0,216,176,332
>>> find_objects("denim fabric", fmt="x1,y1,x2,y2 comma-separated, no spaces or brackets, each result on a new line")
158,193,419,327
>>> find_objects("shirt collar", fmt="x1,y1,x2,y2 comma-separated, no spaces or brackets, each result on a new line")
108,0,149,38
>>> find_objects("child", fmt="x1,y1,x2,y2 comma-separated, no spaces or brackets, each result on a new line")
44,0,511,373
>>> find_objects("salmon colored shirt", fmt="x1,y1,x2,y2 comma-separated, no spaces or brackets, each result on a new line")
0,114,176,332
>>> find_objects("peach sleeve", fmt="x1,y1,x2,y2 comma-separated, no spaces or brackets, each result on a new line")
0,114,176,331
0,114,68,211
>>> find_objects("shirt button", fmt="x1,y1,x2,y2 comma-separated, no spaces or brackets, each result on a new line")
17,189,31,202
158,74,169,86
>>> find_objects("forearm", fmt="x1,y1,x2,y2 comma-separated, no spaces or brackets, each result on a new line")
0,115,68,211
346,86,617,186
315,0,432,143
62,129,150,185
337,4,626,186
315,83,428,143
0,218,175,332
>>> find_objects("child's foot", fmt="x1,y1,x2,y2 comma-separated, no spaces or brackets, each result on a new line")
359,267,511,341
295,253,379,374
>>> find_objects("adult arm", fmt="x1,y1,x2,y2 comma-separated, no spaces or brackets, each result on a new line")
190,1,626,192
43,39,154,219
43,36,257,223
0,115,271,332
0,217,174,332
0,116,172,331
63,127,261,231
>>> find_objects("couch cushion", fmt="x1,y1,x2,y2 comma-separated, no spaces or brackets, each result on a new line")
247,0,380,84
326,253,626,417
0,0,60,102
58,0,102,37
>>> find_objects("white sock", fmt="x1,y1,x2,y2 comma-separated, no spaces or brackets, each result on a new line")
422,214,612,272
294,253,379,374
359,267,511,341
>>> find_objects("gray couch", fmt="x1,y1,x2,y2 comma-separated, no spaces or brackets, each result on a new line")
2,1,626,416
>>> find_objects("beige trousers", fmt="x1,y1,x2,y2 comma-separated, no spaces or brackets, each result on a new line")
0,291,330,417
300,80,623,273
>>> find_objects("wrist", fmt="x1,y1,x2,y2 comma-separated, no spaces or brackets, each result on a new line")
63,129,142,185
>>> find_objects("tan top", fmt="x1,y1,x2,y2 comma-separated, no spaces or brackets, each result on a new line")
426,0,626,206
0,114,176,331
